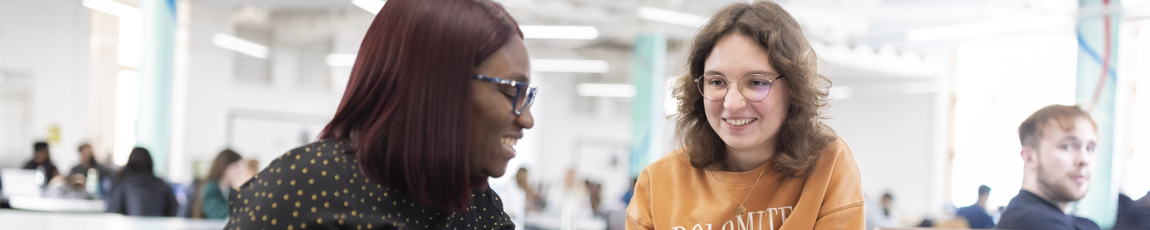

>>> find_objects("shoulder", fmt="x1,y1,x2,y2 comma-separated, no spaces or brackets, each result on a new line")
809,137,858,178
819,138,853,162
998,207,1072,229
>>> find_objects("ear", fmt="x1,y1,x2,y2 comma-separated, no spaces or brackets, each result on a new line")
1021,145,1037,171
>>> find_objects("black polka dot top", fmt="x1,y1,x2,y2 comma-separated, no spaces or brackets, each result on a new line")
225,139,515,230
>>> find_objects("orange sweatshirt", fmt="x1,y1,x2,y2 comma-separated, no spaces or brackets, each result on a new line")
627,138,864,230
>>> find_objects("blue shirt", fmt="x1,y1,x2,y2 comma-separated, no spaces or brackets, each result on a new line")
997,190,1099,230
956,204,994,229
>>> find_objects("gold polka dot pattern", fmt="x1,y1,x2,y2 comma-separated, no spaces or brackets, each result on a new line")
224,139,516,229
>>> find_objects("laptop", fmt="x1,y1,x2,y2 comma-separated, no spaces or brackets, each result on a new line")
1,169,41,198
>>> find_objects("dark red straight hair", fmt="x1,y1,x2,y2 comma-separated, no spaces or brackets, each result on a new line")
319,0,521,212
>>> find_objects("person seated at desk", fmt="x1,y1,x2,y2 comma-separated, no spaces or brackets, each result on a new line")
956,185,995,229
1115,192,1150,230
194,149,243,219
105,147,178,217
22,141,59,185
68,143,110,183
997,105,1100,230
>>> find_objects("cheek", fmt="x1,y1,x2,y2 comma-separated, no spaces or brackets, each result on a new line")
703,101,723,123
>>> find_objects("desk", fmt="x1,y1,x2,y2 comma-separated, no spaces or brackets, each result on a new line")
0,209,227,230
525,213,606,230
8,196,105,212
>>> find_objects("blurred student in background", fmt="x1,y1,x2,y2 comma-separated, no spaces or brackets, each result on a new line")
956,185,995,228
68,143,110,183
193,149,242,219
105,147,179,217
1115,191,1150,230
224,0,535,228
869,192,902,228
22,141,59,185
997,105,1099,230
626,1,863,229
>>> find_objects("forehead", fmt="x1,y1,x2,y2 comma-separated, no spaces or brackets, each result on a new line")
1038,117,1098,141
478,36,530,82
499,37,529,81
704,33,774,73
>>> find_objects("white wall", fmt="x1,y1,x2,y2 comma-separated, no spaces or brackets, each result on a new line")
825,85,946,225
175,2,358,183
0,0,91,170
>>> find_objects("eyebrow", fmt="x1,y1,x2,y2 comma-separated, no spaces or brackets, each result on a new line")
702,69,780,77
506,73,529,83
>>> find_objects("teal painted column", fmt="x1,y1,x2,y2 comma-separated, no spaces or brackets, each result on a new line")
137,0,176,178
629,34,667,178
1074,0,1119,228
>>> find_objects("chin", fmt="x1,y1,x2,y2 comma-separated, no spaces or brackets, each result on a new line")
487,164,510,178
719,137,760,150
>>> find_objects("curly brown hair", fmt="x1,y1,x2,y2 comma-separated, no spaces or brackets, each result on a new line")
673,0,836,177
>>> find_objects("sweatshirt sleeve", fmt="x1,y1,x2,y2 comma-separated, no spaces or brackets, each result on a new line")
626,169,655,230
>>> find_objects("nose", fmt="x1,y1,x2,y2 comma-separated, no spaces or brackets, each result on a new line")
1074,146,1093,168
722,85,747,111
516,107,535,129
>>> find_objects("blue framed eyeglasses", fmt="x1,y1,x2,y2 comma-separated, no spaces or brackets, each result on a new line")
473,74,538,115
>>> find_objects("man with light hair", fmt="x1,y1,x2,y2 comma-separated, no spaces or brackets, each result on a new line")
997,104,1099,230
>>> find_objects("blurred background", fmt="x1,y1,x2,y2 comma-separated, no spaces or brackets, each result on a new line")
0,0,1148,229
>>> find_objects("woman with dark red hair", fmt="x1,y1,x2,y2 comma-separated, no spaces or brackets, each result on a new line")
224,0,535,228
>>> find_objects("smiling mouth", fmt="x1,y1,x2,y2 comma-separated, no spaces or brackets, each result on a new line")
501,137,518,149
723,118,757,126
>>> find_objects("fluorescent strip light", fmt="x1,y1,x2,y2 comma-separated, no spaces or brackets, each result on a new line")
520,25,599,40
212,34,269,59
352,0,386,14
82,0,141,18
531,59,609,73
326,53,357,67
905,15,1071,42
636,7,708,27
113,70,140,166
577,83,636,98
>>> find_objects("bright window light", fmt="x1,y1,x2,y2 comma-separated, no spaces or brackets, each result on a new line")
352,0,386,14
520,25,599,40
531,59,609,73
636,7,708,27
905,15,1072,42
577,83,636,98
326,53,357,67
1123,25,1150,200
114,70,141,166
212,34,269,59
664,77,679,115
83,0,141,67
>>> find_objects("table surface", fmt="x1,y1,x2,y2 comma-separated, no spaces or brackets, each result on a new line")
0,209,227,230
7,196,105,212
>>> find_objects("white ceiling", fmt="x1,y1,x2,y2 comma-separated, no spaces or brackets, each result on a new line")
193,0,1098,82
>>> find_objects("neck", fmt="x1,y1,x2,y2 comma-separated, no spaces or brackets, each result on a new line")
976,200,986,208
1022,187,1071,214
723,139,776,172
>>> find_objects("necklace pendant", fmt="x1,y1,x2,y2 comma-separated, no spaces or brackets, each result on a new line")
735,205,747,216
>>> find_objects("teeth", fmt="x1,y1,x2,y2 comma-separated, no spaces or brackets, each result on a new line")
501,138,518,147
725,118,755,126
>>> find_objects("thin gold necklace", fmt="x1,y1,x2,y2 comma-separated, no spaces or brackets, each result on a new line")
711,165,768,216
